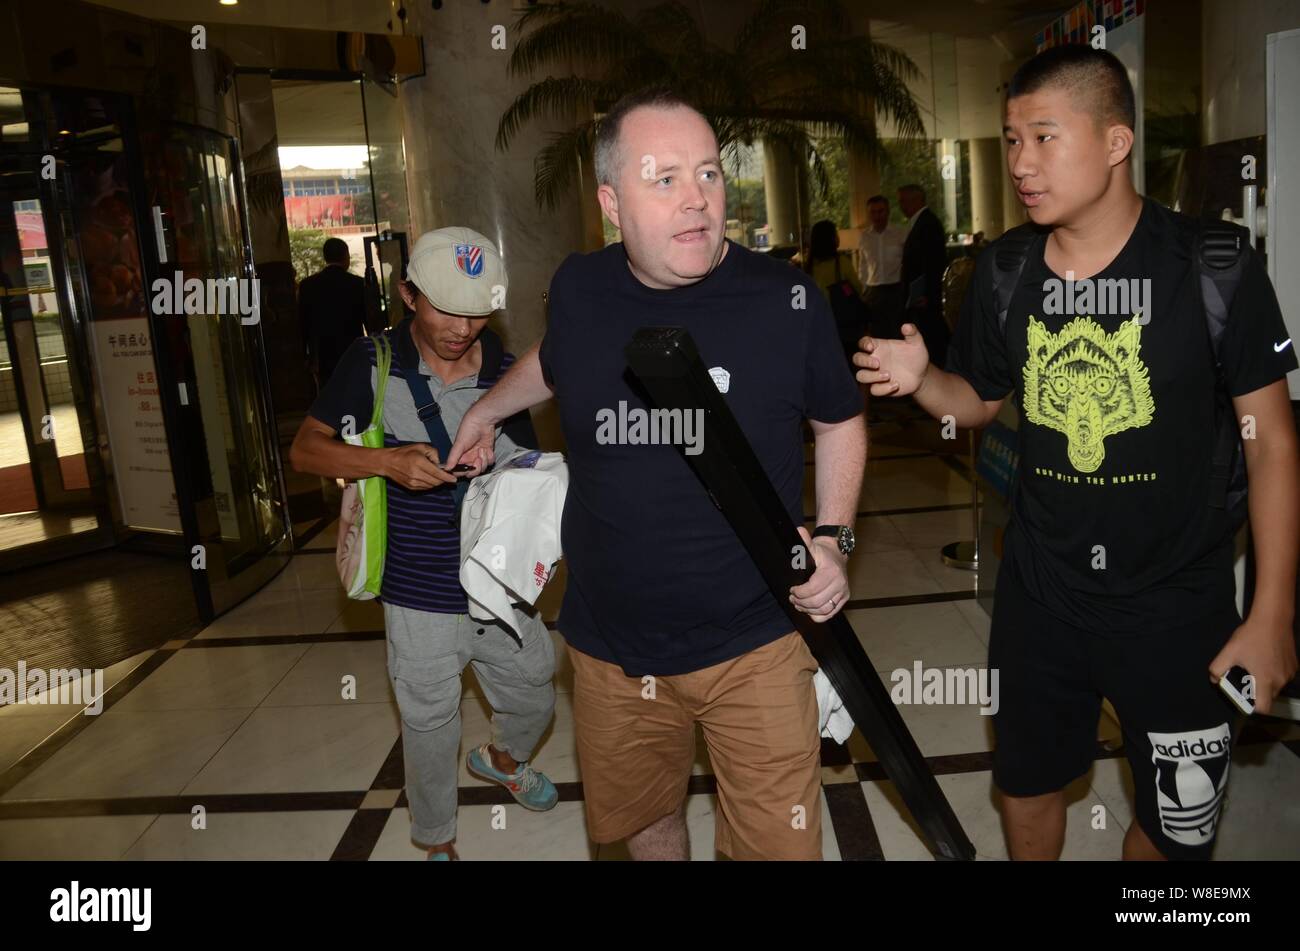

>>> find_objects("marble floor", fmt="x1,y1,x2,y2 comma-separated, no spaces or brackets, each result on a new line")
1,413,1297,860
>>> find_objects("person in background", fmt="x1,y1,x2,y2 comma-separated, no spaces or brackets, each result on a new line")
804,220,861,296
898,184,951,366
299,237,368,391
805,219,867,365
855,194,907,339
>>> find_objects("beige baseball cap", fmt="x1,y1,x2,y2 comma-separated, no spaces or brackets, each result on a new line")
406,226,507,316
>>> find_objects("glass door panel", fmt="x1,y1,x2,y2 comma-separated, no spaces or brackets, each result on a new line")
0,88,112,559
149,123,289,610
360,77,410,328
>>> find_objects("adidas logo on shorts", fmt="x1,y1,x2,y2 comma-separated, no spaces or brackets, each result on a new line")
1147,723,1231,847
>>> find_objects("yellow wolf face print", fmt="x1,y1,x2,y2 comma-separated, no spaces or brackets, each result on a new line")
1023,316,1154,473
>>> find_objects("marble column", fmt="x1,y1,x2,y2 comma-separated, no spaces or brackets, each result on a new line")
763,139,807,248
968,137,1004,239
846,145,883,230
235,74,312,421
399,0,594,449
937,139,957,233
759,139,795,249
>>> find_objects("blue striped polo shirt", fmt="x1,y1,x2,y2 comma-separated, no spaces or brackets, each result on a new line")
308,318,537,615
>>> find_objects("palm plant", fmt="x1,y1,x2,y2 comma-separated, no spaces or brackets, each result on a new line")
496,0,927,211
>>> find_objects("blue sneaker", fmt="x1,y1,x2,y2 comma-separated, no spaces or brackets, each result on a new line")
427,850,452,861
466,744,558,811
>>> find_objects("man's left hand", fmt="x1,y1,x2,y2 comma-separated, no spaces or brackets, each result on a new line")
789,525,850,623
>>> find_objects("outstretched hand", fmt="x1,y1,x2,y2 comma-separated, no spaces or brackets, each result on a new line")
853,323,932,397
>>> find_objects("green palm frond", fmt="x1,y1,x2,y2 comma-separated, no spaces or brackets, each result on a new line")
799,38,926,139
499,0,927,210
507,2,659,79
533,120,599,211
865,40,923,85
807,145,830,203
496,76,626,153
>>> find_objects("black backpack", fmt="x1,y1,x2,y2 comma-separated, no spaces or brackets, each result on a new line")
990,217,1251,528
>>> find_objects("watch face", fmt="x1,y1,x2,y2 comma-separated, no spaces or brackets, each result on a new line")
838,526,855,555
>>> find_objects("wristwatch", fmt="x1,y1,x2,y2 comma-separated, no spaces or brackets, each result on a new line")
812,524,855,556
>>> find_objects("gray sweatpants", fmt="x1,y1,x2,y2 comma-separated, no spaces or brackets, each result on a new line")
383,602,556,846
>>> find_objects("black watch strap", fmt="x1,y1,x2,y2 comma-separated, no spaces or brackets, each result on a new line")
812,524,854,556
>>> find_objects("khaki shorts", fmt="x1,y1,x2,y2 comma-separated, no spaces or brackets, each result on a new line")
567,632,822,860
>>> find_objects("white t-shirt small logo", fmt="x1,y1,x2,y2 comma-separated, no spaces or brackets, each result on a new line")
709,366,731,393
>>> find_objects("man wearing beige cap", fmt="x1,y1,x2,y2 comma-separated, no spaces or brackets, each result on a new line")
289,226,559,861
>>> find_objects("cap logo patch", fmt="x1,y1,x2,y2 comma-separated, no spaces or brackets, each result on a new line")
455,243,484,278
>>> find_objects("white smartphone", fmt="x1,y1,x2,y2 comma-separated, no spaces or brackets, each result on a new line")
1218,665,1255,717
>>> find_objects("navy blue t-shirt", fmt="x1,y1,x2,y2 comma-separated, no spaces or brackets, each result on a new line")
539,239,863,676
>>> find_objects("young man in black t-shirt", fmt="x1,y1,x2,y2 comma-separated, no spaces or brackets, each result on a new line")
856,46,1298,860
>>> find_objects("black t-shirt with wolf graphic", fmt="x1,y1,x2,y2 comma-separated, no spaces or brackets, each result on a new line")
948,197,1297,632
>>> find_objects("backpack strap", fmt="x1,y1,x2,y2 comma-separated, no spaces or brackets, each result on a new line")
395,322,470,520
1196,219,1250,514
1197,219,1249,363
992,224,1045,336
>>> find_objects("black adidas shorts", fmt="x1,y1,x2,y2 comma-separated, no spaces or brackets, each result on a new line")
988,567,1242,860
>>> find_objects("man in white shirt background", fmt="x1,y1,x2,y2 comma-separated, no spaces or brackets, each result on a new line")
855,194,906,339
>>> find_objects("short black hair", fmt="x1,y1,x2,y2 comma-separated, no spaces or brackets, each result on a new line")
866,194,888,207
1007,45,1136,132
322,237,349,264
898,183,925,201
807,219,839,264
593,86,712,188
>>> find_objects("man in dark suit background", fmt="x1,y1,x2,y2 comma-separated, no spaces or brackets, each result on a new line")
898,184,950,367
299,237,368,391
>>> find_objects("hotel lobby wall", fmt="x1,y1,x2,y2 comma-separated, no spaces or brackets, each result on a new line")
1202,0,1300,145
397,0,596,453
